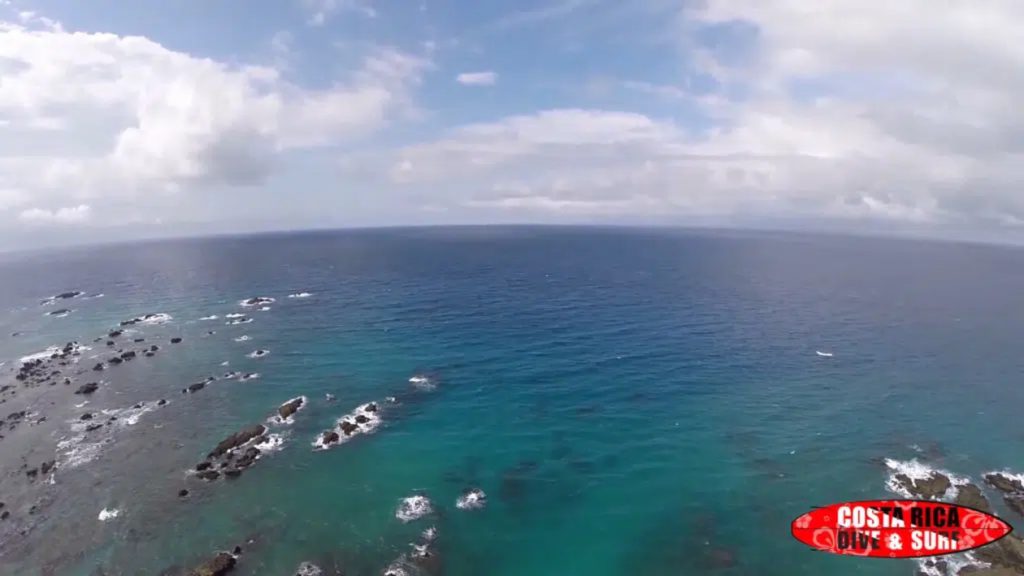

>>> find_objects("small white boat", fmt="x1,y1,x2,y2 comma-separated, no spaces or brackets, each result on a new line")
815,350,834,358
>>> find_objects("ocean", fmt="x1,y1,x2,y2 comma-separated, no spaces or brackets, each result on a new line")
0,226,1021,576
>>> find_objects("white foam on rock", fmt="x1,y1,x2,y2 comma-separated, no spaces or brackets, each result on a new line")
253,433,286,453
396,495,433,523
288,292,313,299
259,306,271,311
312,402,381,450
294,562,323,576
382,562,410,576
227,318,253,325
271,396,307,425
234,335,251,342
240,297,275,307
130,313,172,325
915,552,986,576
456,488,487,510
59,400,167,468
240,373,260,381
225,313,245,319
247,349,270,359
20,347,61,364
986,469,1024,486
98,508,120,521
19,343,87,364
884,458,968,500
200,315,219,321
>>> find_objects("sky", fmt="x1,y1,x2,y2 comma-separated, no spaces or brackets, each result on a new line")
1,0,1024,249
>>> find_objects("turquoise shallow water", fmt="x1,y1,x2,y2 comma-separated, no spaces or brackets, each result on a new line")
0,227,1022,575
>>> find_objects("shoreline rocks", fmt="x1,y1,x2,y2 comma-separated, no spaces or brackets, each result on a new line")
884,461,1024,576
276,397,305,422
240,297,275,307
192,424,272,482
186,551,236,576
985,472,1024,519
313,402,380,450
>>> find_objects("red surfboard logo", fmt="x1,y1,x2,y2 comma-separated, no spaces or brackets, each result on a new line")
791,500,1013,558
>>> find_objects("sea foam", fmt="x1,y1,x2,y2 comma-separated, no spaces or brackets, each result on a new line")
396,495,433,523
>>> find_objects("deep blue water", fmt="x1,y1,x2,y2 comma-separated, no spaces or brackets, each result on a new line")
0,226,1021,576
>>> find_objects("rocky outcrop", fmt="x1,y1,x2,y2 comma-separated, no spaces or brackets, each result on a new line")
210,425,266,458
191,424,272,482
294,561,323,576
240,297,275,307
891,472,951,499
314,403,381,450
984,472,1024,519
985,472,1024,493
277,397,304,421
974,534,1024,574
186,552,236,576
75,382,98,395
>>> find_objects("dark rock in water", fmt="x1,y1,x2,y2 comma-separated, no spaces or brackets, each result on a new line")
40,460,54,475
365,402,378,413
209,425,267,459
134,338,145,342
86,423,103,432
224,469,242,479
48,308,71,316
146,352,156,357
93,363,105,372
892,472,950,499
974,534,1024,574
354,414,369,424
339,421,359,436
151,345,160,352
321,431,339,445
80,413,93,421
954,483,991,512
121,351,136,360
985,473,1024,494
108,357,123,365
0,511,8,520
186,551,236,576
178,489,189,498
171,337,183,344
75,382,99,395
187,382,206,393
197,470,220,481
55,291,82,300
234,447,261,469
1005,495,1024,518
196,461,213,472
26,468,38,479
109,330,123,338
232,545,242,555
278,397,304,420
106,340,115,347
158,399,168,406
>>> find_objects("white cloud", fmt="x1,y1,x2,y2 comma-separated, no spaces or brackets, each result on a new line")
456,71,498,86
0,17,427,226
303,0,376,26
19,204,91,224
363,1,1024,232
